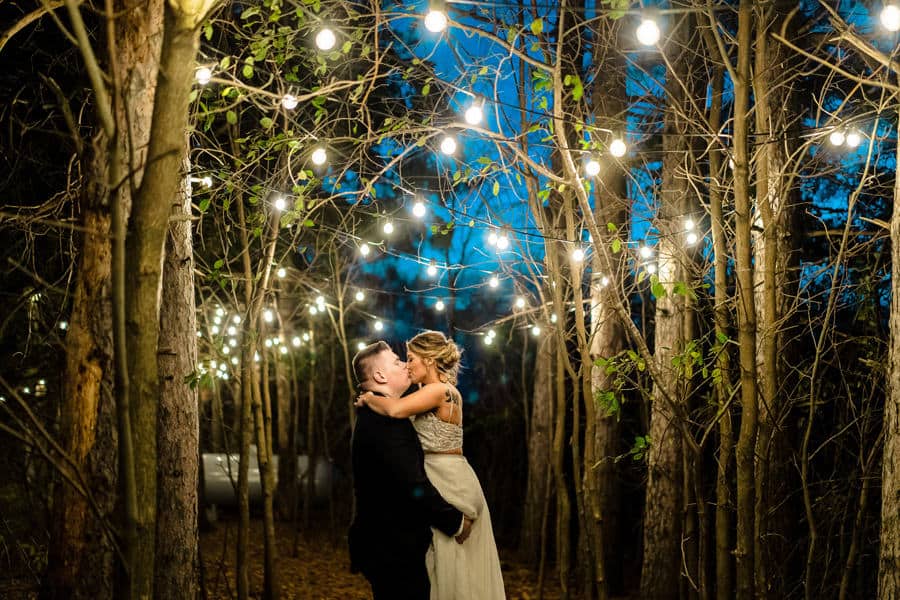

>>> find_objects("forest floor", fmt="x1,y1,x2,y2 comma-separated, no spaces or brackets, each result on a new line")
200,517,564,600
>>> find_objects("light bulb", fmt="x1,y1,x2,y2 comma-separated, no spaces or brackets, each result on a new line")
571,248,585,262
232,315,241,324
263,309,274,323
201,176,213,188
488,231,498,245
531,325,541,336
846,131,862,148
489,275,499,288
357,342,366,351
647,264,657,274
427,263,438,277
686,232,699,246
601,276,610,287
609,138,627,157
551,313,558,323
374,320,384,331
487,329,496,338
311,147,327,165
316,28,336,50
222,345,231,355
59,321,68,330
292,336,301,347
303,332,310,341
515,297,526,309
280,346,288,355
274,196,286,211
211,325,220,335
227,326,237,336
355,291,365,302
309,305,318,315
464,105,483,125
684,218,695,231
496,235,509,250
424,9,448,32
316,295,325,306
277,267,287,278
195,67,212,85
440,136,457,155
435,300,445,311
882,4,900,31
412,201,427,218
585,159,601,177
228,338,237,347
383,221,394,234
281,94,298,110
829,130,845,146
636,19,660,46
484,336,493,346
360,243,371,257
640,246,654,259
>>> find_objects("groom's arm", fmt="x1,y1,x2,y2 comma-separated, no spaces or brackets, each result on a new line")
382,420,464,537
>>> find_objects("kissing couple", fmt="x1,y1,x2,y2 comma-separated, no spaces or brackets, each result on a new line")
348,330,506,599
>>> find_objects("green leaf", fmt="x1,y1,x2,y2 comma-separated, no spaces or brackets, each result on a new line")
219,56,231,69
530,18,543,34
342,40,352,53
204,23,213,41
492,180,500,196
421,83,430,96
303,219,315,227
242,64,254,79
651,277,667,299
213,258,224,269
199,197,211,212
611,238,622,253
607,222,618,233
260,117,273,129
226,110,237,125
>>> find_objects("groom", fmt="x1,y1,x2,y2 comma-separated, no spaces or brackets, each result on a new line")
349,341,472,599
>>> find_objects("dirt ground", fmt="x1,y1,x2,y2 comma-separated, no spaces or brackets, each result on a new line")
200,518,563,599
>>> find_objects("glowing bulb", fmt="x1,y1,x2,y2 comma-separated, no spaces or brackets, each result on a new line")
357,342,367,351
647,264,658,274
281,94,298,110
435,300,445,311
231,357,238,365
551,313,558,323
686,232,699,246
636,19,661,46
279,346,287,355
424,9,448,32
487,329,496,338
292,336,301,347
355,291,365,302
515,297,526,309
427,263,438,277
316,28,336,50
464,105,483,125
316,295,326,306
201,176,213,188
274,196,287,211
303,332,310,341
412,201,427,218
601,276,610,287
232,315,241,324
383,221,394,234
488,275,499,288
309,305,318,315
59,321,68,330
609,138,627,157
440,136,457,155
484,336,493,346
211,325,220,335
571,248,585,262
684,218,695,231
882,4,900,31
829,130,845,146
846,131,862,148
496,235,509,250
277,267,287,278
585,159,601,177
214,316,222,325
374,320,384,331
360,243,371,257
488,231,498,245
263,309,274,323
640,246,654,259
229,338,238,347
195,67,212,84
311,147,327,165
531,325,541,336
222,345,231,355
227,326,237,336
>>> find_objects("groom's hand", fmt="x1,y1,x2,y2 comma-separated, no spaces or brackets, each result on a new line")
455,516,474,544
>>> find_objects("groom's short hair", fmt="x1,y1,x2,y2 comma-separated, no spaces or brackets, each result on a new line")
352,340,391,385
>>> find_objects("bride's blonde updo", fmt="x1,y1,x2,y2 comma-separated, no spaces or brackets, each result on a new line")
407,330,462,385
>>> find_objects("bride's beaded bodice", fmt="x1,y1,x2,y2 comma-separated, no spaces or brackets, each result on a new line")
413,406,463,452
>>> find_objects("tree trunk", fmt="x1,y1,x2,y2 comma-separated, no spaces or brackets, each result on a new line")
522,334,554,563
44,1,163,597
751,6,802,597
123,4,207,594
155,158,199,599
878,106,900,599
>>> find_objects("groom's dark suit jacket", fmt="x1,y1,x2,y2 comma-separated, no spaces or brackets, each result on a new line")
349,403,462,576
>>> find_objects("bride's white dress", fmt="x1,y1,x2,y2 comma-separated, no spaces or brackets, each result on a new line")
413,406,506,600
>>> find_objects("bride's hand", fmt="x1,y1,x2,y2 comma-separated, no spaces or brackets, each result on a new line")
355,391,374,407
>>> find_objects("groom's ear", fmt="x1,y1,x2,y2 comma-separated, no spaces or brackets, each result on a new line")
371,369,388,384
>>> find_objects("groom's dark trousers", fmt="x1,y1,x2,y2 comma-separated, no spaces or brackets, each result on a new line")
349,404,462,599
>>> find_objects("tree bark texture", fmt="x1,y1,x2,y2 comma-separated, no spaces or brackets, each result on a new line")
155,157,199,599
522,334,554,562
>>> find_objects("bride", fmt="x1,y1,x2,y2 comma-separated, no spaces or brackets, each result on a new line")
356,330,506,600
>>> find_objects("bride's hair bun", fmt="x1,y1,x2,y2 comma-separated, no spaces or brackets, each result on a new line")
407,330,462,384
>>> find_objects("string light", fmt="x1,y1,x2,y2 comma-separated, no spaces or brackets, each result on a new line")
646,264,658,274
484,336,493,346
464,103,484,125
316,295,326,307
316,28,337,50
383,221,394,234
846,131,862,148
374,320,384,331
292,336,302,347
551,313,558,323
488,275,499,288
309,305,319,315
360,242,371,257
609,138,627,158
585,158,601,177
222,345,231,354
211,325,220,335
601,276,610,287
232,315,242,324
496,234,510,250
355,290,366,302
487,329,496,339
881,4,900,31
571,247,585,262
216,307,225,317
280,346,288,355
303,332,311,341
424,2,448,33
636,19,661,45
440,135,458,155
195,66,212,84
274,195,287,211
412,201,427,218
684,218,695,231
686,232,699,246
281,94,298,110
487,231,498,245
357,341,367,351
229,338,238,347
515,297,526,309
277,267,287,278
435,300,446,311
639,246,654,259
427,261,438,277
263,309,274,323
227,326,237,336
311,147,328,165
829,130,845,146
531,325,541,336
59,321,68,330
